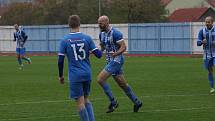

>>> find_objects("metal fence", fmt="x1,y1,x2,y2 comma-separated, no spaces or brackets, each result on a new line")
0,24,128,53
0,23,204,54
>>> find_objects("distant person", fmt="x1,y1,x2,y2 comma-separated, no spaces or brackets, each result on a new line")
197,16,215,95
13,24,31,70
58,15,102,121
97,15,142,113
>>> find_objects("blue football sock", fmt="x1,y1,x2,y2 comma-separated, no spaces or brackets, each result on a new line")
79,107,89,121
101,82,115,103
208,73,214,88
123,85,141,105
85,102,95,121
17,58,22,65
22,57,30,62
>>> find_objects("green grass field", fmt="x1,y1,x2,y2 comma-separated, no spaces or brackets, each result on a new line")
0,56,215,121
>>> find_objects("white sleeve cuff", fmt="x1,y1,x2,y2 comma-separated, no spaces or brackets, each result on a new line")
91,48,98,52
116,39,124,43
58,53,65,56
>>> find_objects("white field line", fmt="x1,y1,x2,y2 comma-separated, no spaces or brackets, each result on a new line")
1,106,215,121
0,93,209,106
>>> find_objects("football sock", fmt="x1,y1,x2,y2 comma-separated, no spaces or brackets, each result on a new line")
22,57,30,62
123,85,141,105
208,73,214,88
79,107,89,121
101,82,115,103
17,58,22,65
85,102,95,121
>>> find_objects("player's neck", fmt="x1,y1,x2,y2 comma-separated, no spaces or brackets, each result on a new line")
70,28,80,33
105,26,111,32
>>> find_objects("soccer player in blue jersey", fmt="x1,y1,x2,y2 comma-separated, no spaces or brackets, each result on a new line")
13,24,31,70
97,15,142,113
58,15,102,121
197,16,215,95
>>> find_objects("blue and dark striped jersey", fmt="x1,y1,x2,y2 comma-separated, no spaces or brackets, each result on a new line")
197,26,215,60
13,29,27,48
99,27,124,63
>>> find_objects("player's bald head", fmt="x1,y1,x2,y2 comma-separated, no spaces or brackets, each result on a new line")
14,24,19,31
205,16,213,22
98,15,109,24
98,15,110,32
205,16,214,29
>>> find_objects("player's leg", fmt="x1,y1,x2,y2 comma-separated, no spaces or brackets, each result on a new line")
20,48,31,64
83,81,95,121
208,58,215,94
70,82,89,121
77,96,89,121
113,74,142,112
16,48,23,69
97,69,118,113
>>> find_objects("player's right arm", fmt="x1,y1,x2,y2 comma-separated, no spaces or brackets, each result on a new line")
13,32,16,41
197,29,206,46
99,43,105,51
99,33,105,51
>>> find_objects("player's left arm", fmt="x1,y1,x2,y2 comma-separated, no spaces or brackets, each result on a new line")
21,31,28,43
112,30,126,57
112,40,126,57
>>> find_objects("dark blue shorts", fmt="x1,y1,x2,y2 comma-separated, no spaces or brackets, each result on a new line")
70,81,91,100
16,48,26,55
105,61,123,76
204,58,215,69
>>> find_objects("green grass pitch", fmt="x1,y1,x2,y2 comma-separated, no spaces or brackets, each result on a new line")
0,56,215,121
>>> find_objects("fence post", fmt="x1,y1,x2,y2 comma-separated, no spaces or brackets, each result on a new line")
46,27,50,53
157,23,161,54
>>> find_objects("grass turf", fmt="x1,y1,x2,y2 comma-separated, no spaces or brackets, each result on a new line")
0,56,215,121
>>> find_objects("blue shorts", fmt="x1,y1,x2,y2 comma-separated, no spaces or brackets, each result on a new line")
16,48,26,55
105,61,123,76
204,58,215,69
70,81,91,100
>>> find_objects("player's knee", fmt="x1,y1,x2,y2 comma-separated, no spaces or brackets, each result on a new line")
119,82,127,88
97,79,103,85
77,103,86,111
97,75,103,84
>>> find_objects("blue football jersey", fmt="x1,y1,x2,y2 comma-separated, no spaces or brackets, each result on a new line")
99,27,124,63
14,29,27,48
58,32,97,82
197,26,215,60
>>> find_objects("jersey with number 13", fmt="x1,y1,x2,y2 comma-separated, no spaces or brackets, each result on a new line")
58,32,97,82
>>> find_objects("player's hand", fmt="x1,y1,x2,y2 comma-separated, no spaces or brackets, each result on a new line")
109,51,115,58
212,41,215,46
58,77,64,84
112,52,117,58
202,39,207,44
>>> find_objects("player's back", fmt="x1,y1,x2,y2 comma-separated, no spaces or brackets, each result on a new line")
60,32,94,82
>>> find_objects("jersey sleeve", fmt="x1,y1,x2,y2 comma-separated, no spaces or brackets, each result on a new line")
58,40,67,55
113,30,123,43
197,29,203,46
